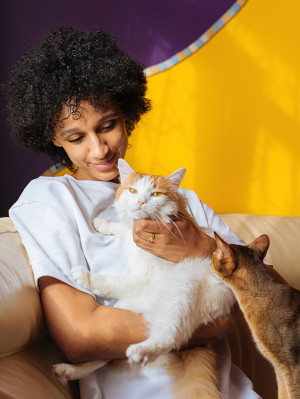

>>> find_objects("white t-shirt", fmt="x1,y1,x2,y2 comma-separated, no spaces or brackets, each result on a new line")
9,175,260,399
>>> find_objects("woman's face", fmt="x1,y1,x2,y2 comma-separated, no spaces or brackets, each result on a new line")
53,100,128,182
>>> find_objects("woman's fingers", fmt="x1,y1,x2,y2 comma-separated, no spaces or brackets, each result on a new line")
133,222,163,247
133,217,217,262
133,219,188,261
133,219,183,242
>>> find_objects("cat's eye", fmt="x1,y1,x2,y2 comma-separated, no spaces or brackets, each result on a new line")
152,192,162,197
129,188,137,194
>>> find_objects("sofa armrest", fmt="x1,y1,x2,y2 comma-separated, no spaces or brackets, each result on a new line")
0,217,47,357
0,217,79,398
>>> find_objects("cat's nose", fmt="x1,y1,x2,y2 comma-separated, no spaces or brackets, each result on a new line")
138,200,146,206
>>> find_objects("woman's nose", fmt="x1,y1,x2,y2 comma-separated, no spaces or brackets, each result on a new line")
89,134,108,158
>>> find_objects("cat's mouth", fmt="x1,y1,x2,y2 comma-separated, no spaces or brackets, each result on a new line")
131,209,149,219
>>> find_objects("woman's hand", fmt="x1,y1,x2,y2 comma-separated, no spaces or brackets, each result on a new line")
133,217,217,262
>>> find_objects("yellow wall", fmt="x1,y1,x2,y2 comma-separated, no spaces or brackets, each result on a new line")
125,0,300,216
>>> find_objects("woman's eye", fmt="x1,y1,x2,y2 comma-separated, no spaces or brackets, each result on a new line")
101,120,117,131
152,192,162,197
69,137,83,143
129,188,137,194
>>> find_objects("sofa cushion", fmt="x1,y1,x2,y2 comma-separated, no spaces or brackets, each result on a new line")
0,338,79,399
0,217,47,358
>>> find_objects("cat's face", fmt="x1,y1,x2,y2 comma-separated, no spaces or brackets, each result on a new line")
115,159,186,222
211,233,270,280
115,174,178,221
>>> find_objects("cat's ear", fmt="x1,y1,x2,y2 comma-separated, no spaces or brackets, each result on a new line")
214,232,237,274
118,159,135,185
167,168,186,187
247,234,270,260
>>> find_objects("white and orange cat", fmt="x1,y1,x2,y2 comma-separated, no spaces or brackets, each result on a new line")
53,159,236,398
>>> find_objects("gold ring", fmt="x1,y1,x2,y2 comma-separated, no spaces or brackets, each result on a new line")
148,233,155,243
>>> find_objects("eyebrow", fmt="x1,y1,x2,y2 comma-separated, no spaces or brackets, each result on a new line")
60,112,119,137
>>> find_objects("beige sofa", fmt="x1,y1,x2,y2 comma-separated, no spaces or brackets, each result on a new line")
1,214,299,399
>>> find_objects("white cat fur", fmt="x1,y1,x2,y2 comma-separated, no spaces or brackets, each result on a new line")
53,159,236,387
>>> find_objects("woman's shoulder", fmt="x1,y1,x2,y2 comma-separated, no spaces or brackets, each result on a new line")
25,174,73,193
29,174,72,187
13,175,75,207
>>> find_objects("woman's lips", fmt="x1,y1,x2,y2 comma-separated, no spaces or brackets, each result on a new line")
90,153,116,171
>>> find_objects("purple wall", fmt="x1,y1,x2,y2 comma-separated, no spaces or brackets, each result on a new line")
1,0,235,216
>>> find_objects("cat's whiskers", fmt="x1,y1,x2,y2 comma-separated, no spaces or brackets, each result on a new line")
170,219,185,243
148,213,162,235
151,211,179,240
177,211,189,221
150,211,163,225
151,216,160,234
150,212,168,236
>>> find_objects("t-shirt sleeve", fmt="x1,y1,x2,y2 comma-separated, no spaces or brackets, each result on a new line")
201,202,245,245
182,189,245,245
9,199,93,296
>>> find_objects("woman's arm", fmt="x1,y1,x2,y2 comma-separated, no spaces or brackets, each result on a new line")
185,304,240,348
39,276,147,362
39,275,234,363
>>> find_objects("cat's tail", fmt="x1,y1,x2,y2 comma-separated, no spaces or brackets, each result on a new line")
163,347,222,399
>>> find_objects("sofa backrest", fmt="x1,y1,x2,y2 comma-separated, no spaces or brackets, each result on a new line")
219,213,300,290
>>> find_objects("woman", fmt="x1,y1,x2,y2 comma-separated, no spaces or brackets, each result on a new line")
7,27,260,398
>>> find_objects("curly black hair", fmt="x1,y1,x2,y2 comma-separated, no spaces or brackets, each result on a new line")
6,27,151,169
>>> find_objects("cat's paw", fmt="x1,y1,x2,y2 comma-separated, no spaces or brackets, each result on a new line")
126,340,174,366
71,266,90,289
126,343,164,366
92,217,110,234
126,344,150,366
53,363,78,386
